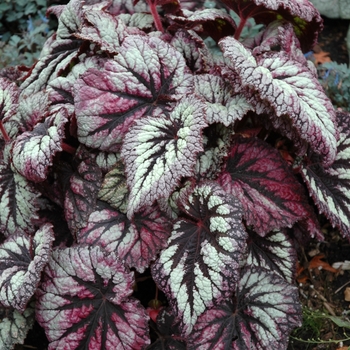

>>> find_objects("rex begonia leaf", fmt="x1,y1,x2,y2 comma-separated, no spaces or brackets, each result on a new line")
0,223,55,311
76,8,128,54
194,74,253,126
148,307,187,350
0,78,19,123
300,110,350,238
74,35,193,152
219,37,337,166
170,29,213,73
246,228,297,283
11,107,69,183
195,123,232,179
64,146,103,233
78,201,171,273
55,0,83,40
0,155,39,236
188,267,301,350
19,38,82,97
152,181,247,336
168,9,236,42
217,135,314,235
0,303,35,349
107,0,149,15
36,245,150,350
12,91,50,133
98,161,128,213
121,96,207,218
220,0,322,51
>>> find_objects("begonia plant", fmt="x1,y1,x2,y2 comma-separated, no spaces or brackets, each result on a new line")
0,0,349,349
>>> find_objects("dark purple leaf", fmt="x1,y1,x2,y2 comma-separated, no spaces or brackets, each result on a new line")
188,267,302,349
98,161,128,213
78,202,171,273
121,97,207,218
147,307,187,350
218,136,314,235
74,35,193,152
246,228,297,283
0,151,39,236
168,9,236,42
0,303,35,349
12,107,69,182
64,146,103,233
152,181,247,335
219,37,337,166
36,245,150,349
300,110,350,238
194,74,253,126
0,223,54,311
220,0,322,51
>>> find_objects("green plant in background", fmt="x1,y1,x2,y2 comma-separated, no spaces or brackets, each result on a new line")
0,0,54,68
289,306,350,349
317,61,350,111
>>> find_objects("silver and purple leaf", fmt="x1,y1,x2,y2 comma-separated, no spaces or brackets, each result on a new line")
0,158,39,236
194,74,253,126
36,245,150,350
64,146,103,233
0,78,19,123
78,202,171,273
121,96,207,218
246,228,297,283
219,37,337,166
74,35,193,151
188,267,302,349
12,107,69,182
218,136,314,235
152,181,247,335
220,0,322,51
0,223,55,311
98,161,128,213
300,110,350,238
0,303,35,349
76,8,128,54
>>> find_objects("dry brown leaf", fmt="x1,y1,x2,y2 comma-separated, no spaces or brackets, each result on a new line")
344,287,350,302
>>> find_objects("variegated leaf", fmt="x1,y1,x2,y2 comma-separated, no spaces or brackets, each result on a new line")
152,181,247,335
36,245,150,350
0,78,19,123
12,107,69,182
246,228,297,283
194,74,253,126
78,202,171,273
219,37,337,166
0,157,39,236
76,8,128,54
300,110,350,238
98,161,128,213
0,223,55,311
218,135,313,235
0,303,35,349
74,35,193,152
121,97,207,218
220,0,322,51
64,146,102,233
188,267,302,349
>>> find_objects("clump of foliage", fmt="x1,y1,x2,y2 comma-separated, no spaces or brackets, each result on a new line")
317,61,350,111
0,0,54,67
0,0,349,349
